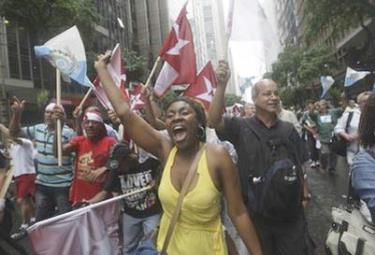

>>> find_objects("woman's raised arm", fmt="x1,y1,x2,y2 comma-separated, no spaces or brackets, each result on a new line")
94,52,170,160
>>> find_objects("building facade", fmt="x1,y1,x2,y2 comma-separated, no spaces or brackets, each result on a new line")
0,0,169,123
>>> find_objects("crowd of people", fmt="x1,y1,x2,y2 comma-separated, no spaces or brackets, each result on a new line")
0,54,374,255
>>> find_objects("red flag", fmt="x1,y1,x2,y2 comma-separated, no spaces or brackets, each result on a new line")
154,4,197,97
92,44,129,109
184,61,217,110
129,83,145,111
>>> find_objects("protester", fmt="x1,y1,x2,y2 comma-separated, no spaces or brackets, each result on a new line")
9,99,75,221
315,99,341,173
335,91,372,166
301,100,320,168
277,101,302,136
0,125,37,237
88,142,162,255
243,103,256,118
8,137,37,239
208,61,311,255
73,105,119,141
58,108,116,207
351,93,375,222
95,52,262,255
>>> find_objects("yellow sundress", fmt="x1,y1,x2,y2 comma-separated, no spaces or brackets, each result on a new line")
157,146,228,255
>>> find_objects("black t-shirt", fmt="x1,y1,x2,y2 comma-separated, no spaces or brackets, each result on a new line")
217,116,308,198
104,157,161,218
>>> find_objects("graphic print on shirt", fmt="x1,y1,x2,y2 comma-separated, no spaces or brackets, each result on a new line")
320,115,332,123
119,169,157,211
77,151,94,180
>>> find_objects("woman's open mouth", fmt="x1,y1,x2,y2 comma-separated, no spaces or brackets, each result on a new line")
172,125,188,143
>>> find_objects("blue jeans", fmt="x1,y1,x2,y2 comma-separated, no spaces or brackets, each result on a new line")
352,150,375,221
35,184,71,221
122,213,160,255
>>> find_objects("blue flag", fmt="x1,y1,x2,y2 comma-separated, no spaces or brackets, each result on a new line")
34,26,91,87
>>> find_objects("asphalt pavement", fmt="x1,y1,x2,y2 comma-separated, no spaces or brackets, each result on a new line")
305,156,350,255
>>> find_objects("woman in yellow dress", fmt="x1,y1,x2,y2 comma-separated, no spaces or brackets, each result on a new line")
95,52,262,255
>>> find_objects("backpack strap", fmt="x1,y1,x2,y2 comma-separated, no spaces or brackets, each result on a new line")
344,111,354,133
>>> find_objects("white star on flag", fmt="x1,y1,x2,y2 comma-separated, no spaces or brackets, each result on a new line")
153,4,196,96
167,24,190,55
130,94,144,111
196,77,214,102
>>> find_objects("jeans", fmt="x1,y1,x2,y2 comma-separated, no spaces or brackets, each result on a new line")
35,184,71,222
352,150,375,222
122,213,160,255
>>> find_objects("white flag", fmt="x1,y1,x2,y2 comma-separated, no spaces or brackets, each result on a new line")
344,67,370,87
34,26,91,87
320,76,335,98
227,0,275,42
28,199,121,255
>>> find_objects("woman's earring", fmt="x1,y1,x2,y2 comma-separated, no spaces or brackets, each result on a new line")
197,125,206,141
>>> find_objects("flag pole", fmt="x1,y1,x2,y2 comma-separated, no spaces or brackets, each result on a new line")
144,56,161,88
77,87,93,110
56,69,62,167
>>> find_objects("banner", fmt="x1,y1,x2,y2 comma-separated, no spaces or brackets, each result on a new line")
27,186,152,255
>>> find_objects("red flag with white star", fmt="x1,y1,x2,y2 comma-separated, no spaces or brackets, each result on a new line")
184,61,217,110
92,44,129,109
129,83,145,111
154,4,197,97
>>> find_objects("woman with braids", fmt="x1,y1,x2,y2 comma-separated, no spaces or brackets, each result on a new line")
95,51,262,255
351,93,375,222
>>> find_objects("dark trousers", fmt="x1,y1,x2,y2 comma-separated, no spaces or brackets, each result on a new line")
35,184,71,222
254,215,309,255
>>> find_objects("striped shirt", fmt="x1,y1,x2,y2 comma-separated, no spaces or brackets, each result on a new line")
23,124,75,188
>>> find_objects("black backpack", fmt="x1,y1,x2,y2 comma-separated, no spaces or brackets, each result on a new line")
245,119,304,222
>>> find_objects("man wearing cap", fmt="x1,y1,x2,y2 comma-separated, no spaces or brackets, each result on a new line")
9,97,76,221
61,108,116,207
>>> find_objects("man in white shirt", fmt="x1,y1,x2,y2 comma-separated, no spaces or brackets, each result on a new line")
335,91,372,166
9,137,37,239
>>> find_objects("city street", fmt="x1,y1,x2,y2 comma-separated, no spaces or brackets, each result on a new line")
305,156,350,254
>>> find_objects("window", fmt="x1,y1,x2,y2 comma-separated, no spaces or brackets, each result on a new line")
6,22,32,80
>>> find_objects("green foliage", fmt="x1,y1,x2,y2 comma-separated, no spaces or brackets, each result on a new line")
224,93,243,107
304,0,375,43
271,45,336,88
271,46,302,87
36,89,49,108
0,0,99,43
123,49,147,82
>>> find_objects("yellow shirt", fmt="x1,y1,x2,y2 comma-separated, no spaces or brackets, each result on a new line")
157,147,227,254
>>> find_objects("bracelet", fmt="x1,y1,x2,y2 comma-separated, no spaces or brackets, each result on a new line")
302,193,312,201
